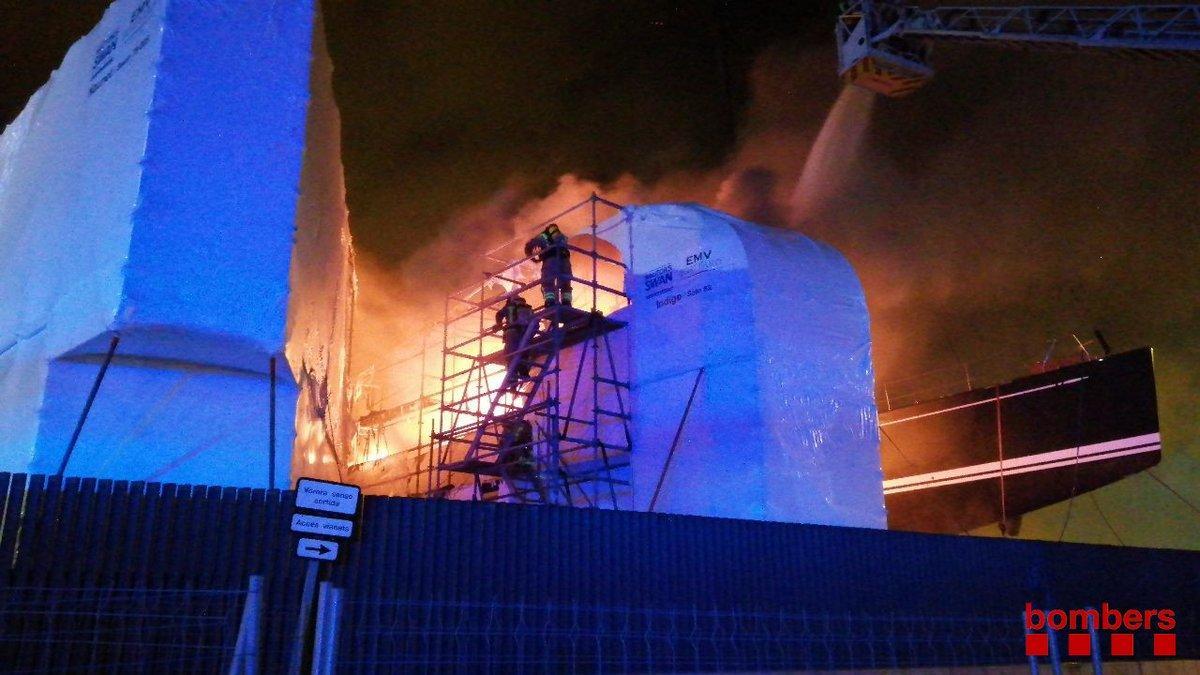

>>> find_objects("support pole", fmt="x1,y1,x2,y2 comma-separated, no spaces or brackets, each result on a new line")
1047,621,1063,675
649,367,704,512
311,582,344,675
995,386,1008,534
288,560,320,675
58,334,120,477
1087,607,1103,675
590,192,598,312
269,356,277,490
229,575,264,675
1093,329,1112,356
1022,610,1039,675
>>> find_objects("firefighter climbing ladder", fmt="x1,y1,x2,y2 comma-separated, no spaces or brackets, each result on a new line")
428,195,633,508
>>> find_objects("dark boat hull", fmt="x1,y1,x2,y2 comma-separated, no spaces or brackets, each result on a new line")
880,348,1161,534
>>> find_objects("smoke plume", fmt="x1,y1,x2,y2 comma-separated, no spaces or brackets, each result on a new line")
346,38,1199,544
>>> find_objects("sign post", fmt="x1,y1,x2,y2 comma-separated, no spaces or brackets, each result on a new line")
288,478,361,674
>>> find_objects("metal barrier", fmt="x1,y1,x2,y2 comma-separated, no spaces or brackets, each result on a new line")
336,599,1023,672
0,585,244,673
0,471,1196,671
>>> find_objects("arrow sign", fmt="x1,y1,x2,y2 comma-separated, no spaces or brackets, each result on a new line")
295,478,361,516
290,513,354,539
296,537,339,562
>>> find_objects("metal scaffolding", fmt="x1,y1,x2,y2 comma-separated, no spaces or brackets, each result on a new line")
426,194,633,507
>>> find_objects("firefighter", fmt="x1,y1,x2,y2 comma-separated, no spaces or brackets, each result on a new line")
524,223,572,307
498,418,534,473
493,294,534,379
498,417,546,501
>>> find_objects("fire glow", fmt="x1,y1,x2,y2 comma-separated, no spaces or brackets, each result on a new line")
342,221,627,496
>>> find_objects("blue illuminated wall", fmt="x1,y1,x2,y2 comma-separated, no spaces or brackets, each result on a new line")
119,0,314,351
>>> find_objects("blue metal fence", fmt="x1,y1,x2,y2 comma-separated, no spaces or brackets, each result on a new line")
0,472,1195,671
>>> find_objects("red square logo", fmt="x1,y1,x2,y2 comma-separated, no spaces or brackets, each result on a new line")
1110,633,1134,657
1067,633,1091,656
1026,633,1049,656
1153,633,1176,657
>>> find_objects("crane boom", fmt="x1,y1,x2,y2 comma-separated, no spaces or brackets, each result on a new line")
837,2,1200,96
907,5,1200,50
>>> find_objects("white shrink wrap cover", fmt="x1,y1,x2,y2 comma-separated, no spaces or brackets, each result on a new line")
599,204,885,527
286,10,357,485
0,0,168,474
0,0,353,487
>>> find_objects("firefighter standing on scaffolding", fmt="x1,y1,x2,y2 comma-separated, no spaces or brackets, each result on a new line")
494,294,534,381
525,223,572,307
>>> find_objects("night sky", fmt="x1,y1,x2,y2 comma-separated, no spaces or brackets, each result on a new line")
3,1,1198,546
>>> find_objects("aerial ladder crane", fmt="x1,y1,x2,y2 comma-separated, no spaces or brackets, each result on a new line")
837,2,1200,96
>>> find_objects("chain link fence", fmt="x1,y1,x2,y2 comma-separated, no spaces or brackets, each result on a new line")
337,599,1026,672
0,585,247,674
2,588,1194,673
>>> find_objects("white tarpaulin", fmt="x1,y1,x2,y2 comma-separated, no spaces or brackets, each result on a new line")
0,0,353,487
599,203,885,527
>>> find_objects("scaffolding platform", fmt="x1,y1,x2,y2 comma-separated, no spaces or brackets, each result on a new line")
472,306,626,366
440,457,512,478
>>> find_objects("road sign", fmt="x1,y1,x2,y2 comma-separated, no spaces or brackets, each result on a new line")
290,513,354,539
295,478,360,516
292,477,361,566
296,537,339,562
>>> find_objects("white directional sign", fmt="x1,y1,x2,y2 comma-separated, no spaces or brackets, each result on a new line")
295,478,361,516
296,537,339,562
290,513,354,539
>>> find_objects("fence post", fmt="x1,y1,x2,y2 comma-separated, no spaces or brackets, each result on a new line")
1087,608,1103,675
229,575,263,675
311,582,344,674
